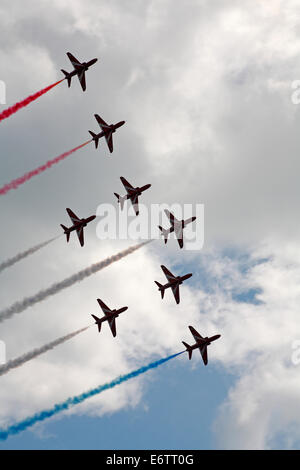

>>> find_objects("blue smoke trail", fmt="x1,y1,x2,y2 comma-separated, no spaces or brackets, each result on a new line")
0,351,183,441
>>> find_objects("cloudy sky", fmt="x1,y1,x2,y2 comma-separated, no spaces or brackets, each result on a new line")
0,0,300,450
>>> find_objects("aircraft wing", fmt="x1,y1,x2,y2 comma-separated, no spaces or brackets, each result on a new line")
95,114,109,130
76,226,84,247
200,345,208,365
66,208,80,224
164,209,176,226
108,317,117,337
78,70,86,91
161,265,177,282
97,298,112,315
120,177,135,194
176,236,184,249
67,52,82,70
105,131,113,153
189,326,204,343
130,194,139,216
175,226,184,249
171,283,180,304
184,216,196,226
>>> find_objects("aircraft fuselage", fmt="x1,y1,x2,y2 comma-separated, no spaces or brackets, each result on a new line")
96,306,128,325
82,58,98,69
162,273,192,290
171,216,197,230
67,58,98,78
75,58,97,72
191,334,221,351
65,215,96,233
133,184,151,196
92,121,125,140
125,184,152,201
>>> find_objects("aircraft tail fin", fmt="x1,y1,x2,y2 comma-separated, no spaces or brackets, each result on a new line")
61,69,71,87
154,281,165,299
88,131,99,148
182,341,192,360
158,226,169,244
91,314,101,332
60,224,70,242
114,193,126,210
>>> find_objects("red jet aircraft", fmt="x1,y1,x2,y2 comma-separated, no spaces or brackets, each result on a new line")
61,52,98,91
114,177,151,216
89,114,125,153
182,326,221,365
159,209,196,249
60,208,96,247
91,298,128,337
155,265,192,304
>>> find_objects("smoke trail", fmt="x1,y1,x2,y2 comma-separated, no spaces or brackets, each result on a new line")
0,240,151,323
0,351,183,441
0,326,90,377
0,79,64,123
0,140,91,196
0,237,59,274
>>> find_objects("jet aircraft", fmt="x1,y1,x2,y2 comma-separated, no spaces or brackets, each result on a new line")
182,326,221,365
159,209,196,249
154,265,192,304
61,52,98,91
89,114,125,153
91,298,128,337
114,177,151,216
60,208,96,247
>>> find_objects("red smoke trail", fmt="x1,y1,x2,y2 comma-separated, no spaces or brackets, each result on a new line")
0,79,64,123
0,140,91,196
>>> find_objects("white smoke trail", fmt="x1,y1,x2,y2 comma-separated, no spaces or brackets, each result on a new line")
0,325,90,376
0,237,59,273
0,240,152,323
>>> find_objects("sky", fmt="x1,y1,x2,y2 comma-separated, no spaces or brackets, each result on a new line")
1,0,300,450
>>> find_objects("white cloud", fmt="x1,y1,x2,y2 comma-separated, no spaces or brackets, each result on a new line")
206,240,300,449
